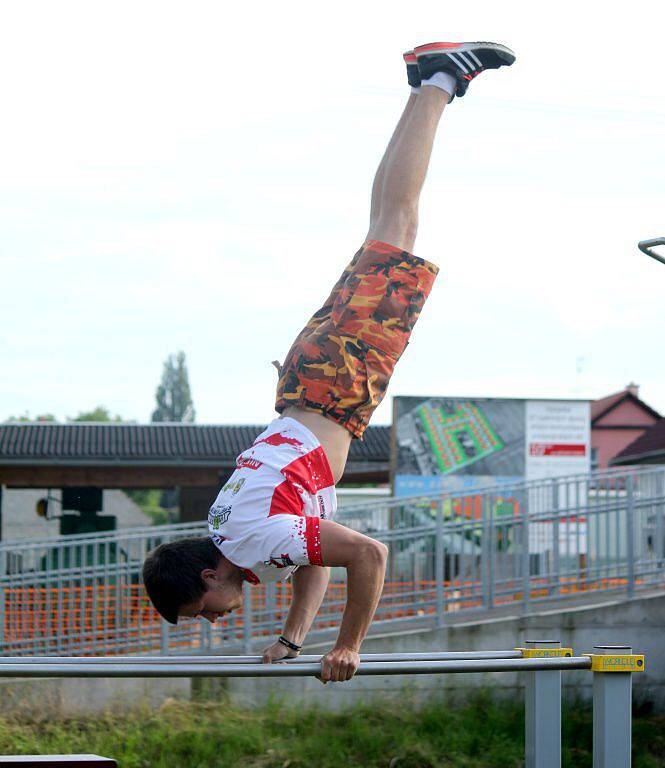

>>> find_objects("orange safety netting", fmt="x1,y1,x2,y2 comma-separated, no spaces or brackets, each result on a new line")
0,573,636,655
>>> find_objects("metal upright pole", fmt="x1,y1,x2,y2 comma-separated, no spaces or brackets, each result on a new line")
487,494,495,609
160,620,169,656
655,471,665,566
591,645,644,768
522,491,531,614
435,503,445,628
243,587,253,654
552,482,560,598
482,496,493,609
0,544,5,651
625,478,635,598
522,639,570,768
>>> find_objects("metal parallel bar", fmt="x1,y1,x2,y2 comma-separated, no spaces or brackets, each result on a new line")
0,656,593,678
0,651,524,664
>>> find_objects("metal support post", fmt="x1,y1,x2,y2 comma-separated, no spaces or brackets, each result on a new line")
522,640,570,768
482,496,493,610
487,495,495,609
0,543,5,649
591,645,644,768
522,491,531,614
160,620,169,655
435,503,445,627
552,482,560,597
243,587,253,654
625,477,635,598
656,472,665,566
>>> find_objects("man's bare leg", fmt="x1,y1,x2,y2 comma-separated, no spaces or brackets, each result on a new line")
368,93,419,235
283,87,450,483
367,84,449,252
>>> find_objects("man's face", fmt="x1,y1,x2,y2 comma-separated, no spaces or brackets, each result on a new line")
178,568,244,624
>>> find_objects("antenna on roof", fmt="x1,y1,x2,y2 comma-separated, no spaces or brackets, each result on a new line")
638,237,665,265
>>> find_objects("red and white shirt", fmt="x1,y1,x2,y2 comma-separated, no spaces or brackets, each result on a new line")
208,417,336,584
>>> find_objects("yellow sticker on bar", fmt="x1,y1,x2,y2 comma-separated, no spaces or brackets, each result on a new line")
516,648,574,658
587,654,645,672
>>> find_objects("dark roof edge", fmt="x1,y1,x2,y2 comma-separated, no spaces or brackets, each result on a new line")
592,393,662,425
610,449,665,466
1,422,268,429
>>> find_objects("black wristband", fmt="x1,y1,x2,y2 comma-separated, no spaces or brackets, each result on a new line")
278,635,302,652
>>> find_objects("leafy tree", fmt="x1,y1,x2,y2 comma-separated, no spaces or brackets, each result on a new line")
126,489,173,525
151,351,196,423
4,412,57,422
69,406,124,422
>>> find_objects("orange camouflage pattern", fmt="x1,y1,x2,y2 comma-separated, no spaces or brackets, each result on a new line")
275,239,439,438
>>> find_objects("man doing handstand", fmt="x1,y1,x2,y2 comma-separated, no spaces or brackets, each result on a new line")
143,41,515,683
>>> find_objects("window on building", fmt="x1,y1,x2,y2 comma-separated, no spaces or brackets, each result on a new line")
591,447,599,472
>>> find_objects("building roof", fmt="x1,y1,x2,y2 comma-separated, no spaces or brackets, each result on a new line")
591,385,661,425
610,420,665,466
0,422,391,466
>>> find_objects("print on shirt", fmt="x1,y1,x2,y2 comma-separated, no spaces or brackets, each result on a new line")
207,417,337,584
265,553,295,568
222,477,246,495
237,456,262,470
209,504,232,530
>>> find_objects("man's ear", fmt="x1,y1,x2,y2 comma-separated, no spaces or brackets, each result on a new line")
200,567,218,586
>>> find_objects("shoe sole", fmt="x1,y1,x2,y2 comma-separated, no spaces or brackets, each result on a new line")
415,41,516,66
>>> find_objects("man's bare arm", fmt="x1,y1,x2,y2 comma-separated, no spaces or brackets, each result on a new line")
318,519,388,682
262,565,330,663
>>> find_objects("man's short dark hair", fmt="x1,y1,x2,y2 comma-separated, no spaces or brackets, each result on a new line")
142,536,222,625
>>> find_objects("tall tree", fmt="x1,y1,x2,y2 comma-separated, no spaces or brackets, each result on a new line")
151,351,196,423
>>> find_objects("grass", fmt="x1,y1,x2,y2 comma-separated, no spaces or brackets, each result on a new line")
0,694,663,768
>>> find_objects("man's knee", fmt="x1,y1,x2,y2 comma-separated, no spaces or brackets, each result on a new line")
370,206,418,251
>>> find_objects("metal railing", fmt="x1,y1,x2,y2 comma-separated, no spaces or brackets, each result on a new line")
0,642,645,768
0,465,664,656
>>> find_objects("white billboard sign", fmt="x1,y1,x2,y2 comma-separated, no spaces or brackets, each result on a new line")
525,400,591,481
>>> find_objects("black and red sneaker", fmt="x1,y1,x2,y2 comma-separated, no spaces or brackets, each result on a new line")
414,41,515,99
403,50,421,88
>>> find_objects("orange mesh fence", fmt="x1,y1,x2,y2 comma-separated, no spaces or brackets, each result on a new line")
1,572,639,656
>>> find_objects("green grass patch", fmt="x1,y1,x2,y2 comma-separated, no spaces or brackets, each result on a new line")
0,693,663,768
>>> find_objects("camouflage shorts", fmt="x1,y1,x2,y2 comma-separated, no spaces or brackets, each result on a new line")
275,239,439,438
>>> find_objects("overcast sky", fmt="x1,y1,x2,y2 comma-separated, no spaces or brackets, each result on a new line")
2,0,664,426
